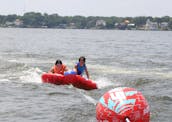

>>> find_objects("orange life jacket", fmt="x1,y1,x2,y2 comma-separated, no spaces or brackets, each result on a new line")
53,64,66,75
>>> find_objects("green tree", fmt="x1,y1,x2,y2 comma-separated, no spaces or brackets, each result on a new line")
153,17,162,23
22,12,44,27
86,16,97,29
6,14,18,22
105,17,115,29
168,18,172,29
0,15,6,24
70,16,86,29
161,16,170,22
133,16,147,26
46,14,61,28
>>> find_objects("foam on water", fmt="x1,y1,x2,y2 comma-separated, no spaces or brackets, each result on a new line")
82,94,97,105
75,88,98,105
90,64,172,79
0,78,10,82
0,58,44,84
94,77,116,89
19,67,44,84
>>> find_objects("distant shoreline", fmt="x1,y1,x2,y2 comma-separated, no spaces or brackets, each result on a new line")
0,27,171,32
0,12,171,31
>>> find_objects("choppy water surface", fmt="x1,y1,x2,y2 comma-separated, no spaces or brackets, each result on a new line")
0,28,172,122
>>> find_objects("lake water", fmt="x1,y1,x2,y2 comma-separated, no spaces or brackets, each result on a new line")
0,28,172,122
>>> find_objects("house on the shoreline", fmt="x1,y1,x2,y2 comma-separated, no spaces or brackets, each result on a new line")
14,19,23,27
145,19,158,30
160,22,168,30
96,20,106,29
5,19,23,27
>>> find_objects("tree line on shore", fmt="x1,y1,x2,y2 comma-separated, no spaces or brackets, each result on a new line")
0,12,172,30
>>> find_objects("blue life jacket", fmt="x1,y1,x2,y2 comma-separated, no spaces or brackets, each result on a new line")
76,63,86,75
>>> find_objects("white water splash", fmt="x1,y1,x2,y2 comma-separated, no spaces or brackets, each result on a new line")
90,64,172,79
82,94,97,105
94,77,117,89
76,89,98,105
0,78,10,82
19,67,44,84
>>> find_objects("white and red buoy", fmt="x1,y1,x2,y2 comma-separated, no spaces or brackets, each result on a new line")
96,87,150,122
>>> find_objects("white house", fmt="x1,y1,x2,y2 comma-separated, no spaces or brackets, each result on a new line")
160,22,168,30
145,19,158,30
96,20,106,27
14,19,23,27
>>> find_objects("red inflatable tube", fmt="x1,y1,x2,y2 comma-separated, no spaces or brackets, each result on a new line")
41,73,97,90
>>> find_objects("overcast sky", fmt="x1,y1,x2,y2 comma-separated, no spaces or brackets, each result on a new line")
0,0,171,17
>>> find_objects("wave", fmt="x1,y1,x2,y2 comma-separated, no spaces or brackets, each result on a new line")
0,58,44,84
0,57,120,89
125,78,157,87
148,95,172,121
89,64,172,79
94,77,121,89
19,67,43,84
148,95,172,102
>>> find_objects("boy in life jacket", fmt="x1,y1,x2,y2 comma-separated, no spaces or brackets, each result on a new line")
74,56,90,79
49,59,68,75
